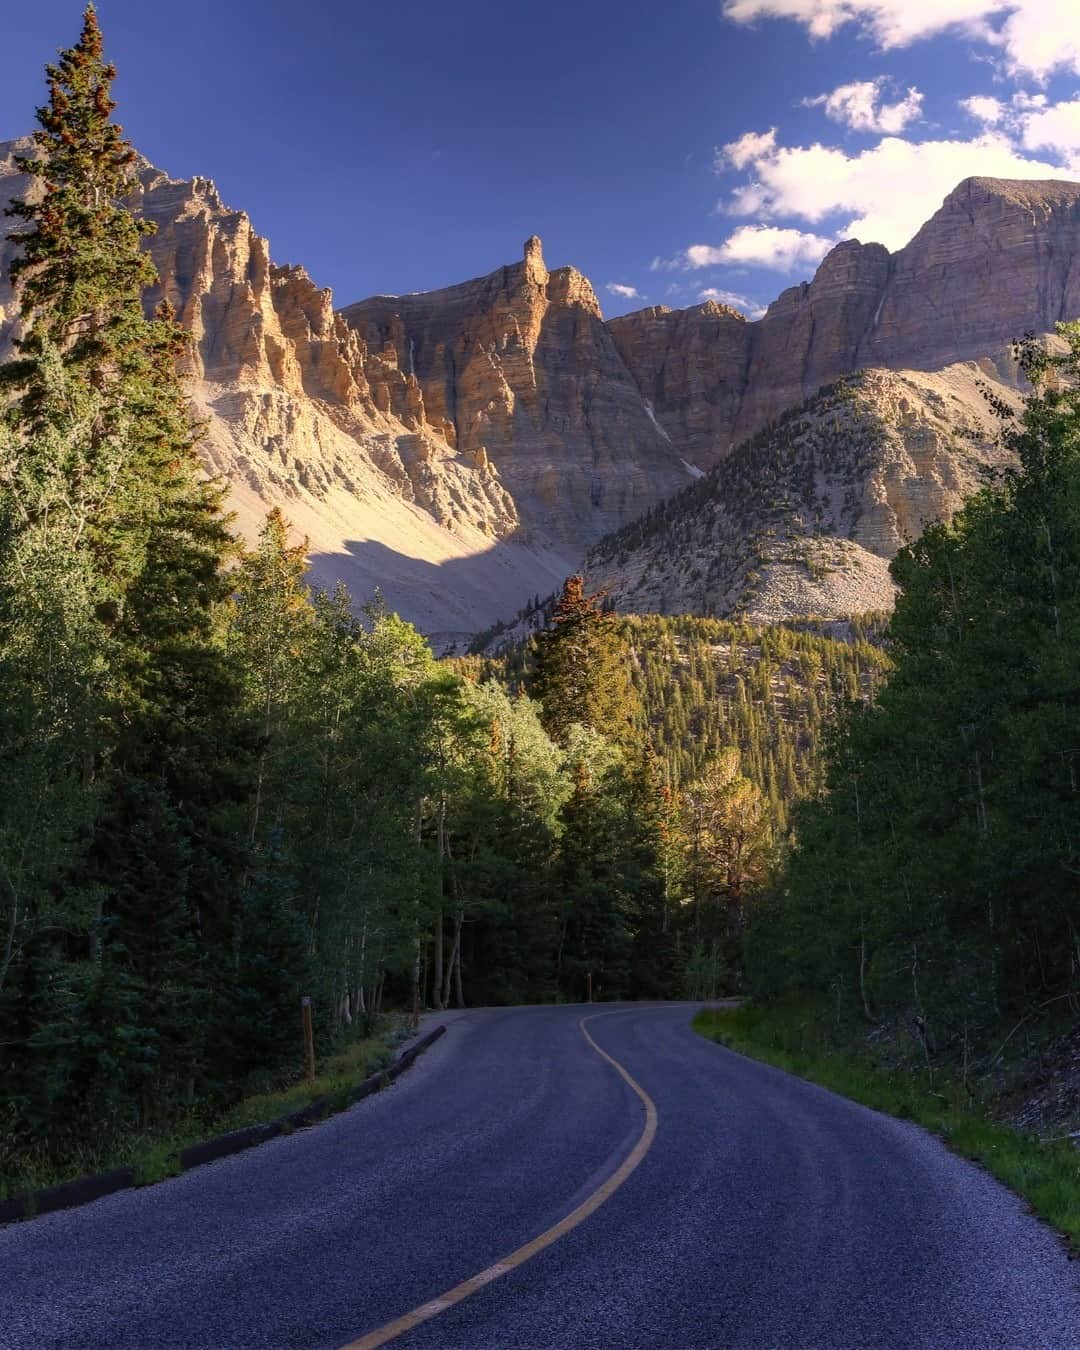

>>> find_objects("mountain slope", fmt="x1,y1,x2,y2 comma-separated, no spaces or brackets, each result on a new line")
584,360,1022,624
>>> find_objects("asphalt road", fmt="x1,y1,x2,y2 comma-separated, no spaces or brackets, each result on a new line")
1,1003,1077,1349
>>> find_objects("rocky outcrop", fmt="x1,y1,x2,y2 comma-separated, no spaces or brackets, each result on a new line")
605,300,751,474
608,177,1080,468
584,361,1021,624
3,135,1079,635
341,237,691,549
0,140,578,637
123,161,521,539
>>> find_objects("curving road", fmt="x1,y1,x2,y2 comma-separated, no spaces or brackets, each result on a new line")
1,1003,1077,1349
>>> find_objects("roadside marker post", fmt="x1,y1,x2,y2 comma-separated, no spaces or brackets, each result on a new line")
586,971,593,1003
301,996,316,1082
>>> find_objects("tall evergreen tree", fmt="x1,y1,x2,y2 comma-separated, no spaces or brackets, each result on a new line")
1,6,253,1132
532,576,641,751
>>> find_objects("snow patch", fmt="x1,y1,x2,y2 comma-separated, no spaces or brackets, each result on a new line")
681,459,705,479
644,400,672,445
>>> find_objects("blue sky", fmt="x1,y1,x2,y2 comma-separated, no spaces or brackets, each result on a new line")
3,2,1079,319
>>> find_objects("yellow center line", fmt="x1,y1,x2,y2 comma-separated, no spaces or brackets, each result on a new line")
340,1009,660,1349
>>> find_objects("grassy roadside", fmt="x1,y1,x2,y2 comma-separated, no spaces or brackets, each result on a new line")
1,1018,406,1202
694,1004,1080,1251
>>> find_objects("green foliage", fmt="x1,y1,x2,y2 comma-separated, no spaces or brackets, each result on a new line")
532,575,642,751
0,6,254,1162
753,324,1080,1053
682,941,726,1001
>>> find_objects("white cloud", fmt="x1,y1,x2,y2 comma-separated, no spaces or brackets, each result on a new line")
664,226,837,273
960,95,1006,125
722,0,1080,81
1019,97,1080,161
805,79,924,133
606,282,644,299
717,127,1065,250
716,225,838,269
959,91,1080,163
722,0,1001,45
698,287,768,318
992,1,1080,82
726,127,778,168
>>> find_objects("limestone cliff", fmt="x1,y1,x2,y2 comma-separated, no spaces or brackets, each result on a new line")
605,299,752,474
608,177,1080,468
341,237,690,549
0,140,573,637
125,160,521,542
3,134,1079,635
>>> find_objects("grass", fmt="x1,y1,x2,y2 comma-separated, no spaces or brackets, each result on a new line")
1,1018,406,1202
694,1003,1080,1251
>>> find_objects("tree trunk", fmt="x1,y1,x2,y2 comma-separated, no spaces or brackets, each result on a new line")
858,934,874,1022
453,927,465,1008
443,909,463,1008
432,796,446,1010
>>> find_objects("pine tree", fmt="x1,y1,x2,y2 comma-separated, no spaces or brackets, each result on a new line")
1,6,253,1132
4,5,162,602
532,576,641,751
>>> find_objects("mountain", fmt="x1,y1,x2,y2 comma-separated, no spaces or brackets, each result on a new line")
584,361,1022,624
2,134,1079,635
0,139,579,638
0,139,695,638
608,177,1080,470
341,237,688,550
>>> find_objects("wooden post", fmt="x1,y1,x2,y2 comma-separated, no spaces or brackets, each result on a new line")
301,995,315,1082
586,971,593,1004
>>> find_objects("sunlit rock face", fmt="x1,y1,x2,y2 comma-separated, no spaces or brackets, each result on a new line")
341,236,690,551
3,136,1079,634
608,176,1080,468
0,142,568,636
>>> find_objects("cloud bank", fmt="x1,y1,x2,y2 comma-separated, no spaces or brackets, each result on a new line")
722,0,1080,82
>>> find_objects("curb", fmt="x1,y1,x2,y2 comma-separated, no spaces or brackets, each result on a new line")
0,1023,446,1226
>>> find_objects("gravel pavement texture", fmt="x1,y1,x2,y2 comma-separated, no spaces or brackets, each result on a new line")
1,1002,1077,1349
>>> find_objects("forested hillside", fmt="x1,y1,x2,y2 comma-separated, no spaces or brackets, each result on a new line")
752,328,1080,1061
457,614,889,831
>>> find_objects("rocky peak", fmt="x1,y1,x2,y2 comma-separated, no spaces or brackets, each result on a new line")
523,233,547,286
341,245,688,549
696,299,747,322
610,174,1080,470
861,174,1080,374
944,175,1080,216
546,264,602,317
